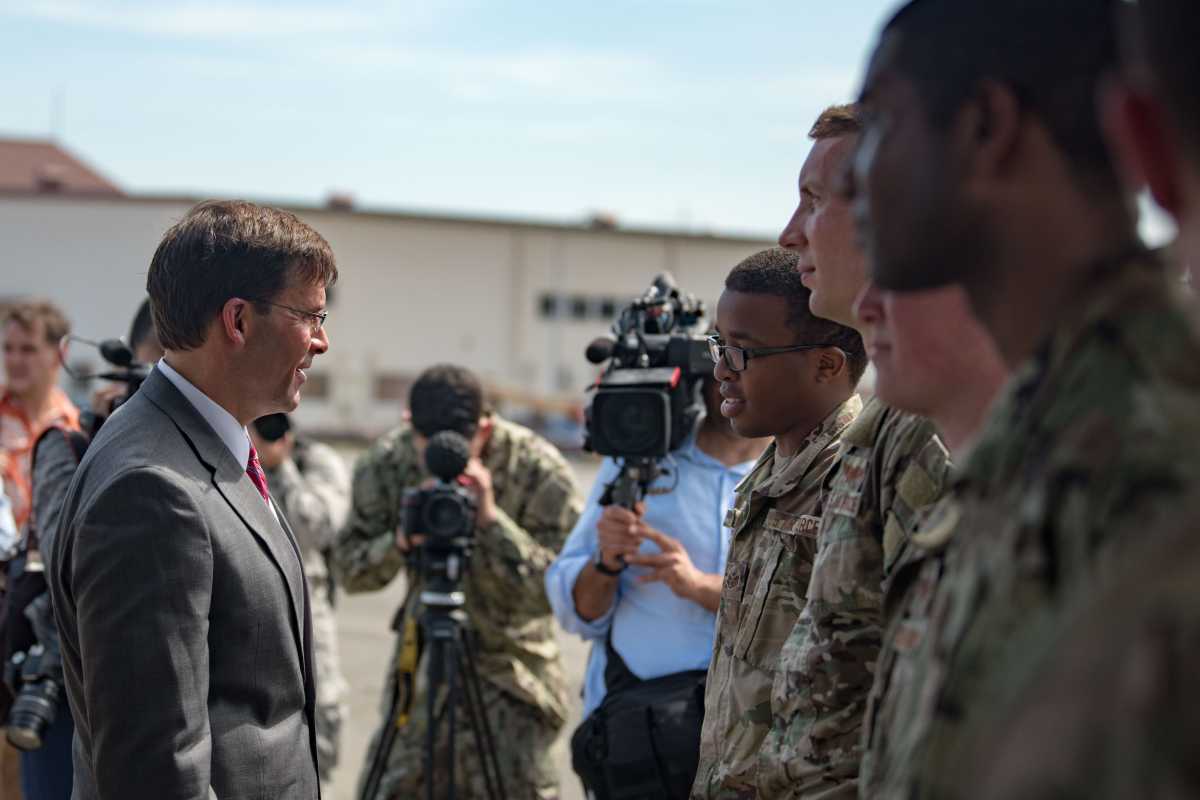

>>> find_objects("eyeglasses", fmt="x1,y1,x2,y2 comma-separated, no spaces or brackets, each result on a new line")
254,300,328,333
706,335,836,373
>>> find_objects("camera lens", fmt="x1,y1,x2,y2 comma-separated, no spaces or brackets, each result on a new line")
6,680,59,752
598,392,666,456
425,494,469,537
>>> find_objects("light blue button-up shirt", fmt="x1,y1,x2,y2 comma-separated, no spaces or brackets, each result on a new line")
546,437,756,716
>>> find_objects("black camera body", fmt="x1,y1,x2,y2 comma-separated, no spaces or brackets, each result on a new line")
5,643,62,751
402,431,479,609
584,274,710,460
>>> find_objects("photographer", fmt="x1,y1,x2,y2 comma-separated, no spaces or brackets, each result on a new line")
335,364,582,800
546,374,766,798
248,412,350,790
9,298,161,800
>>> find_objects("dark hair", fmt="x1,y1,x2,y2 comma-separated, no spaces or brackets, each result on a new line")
724,248,868,384
409,364,486,439
146,200,338,351
810,104,863,140
1133,0,1200,155
881,0,1121,190
128,297,157,353
4,300,70,346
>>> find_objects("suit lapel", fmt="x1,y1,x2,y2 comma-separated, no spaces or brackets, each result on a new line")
140,369,308,669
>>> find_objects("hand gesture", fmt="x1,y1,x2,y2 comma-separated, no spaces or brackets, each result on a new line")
625,527,703,601
459,458,498,528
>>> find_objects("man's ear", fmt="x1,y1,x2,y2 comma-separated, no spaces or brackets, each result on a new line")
815,348,848,384
219,298,251,348
962,80,1024,185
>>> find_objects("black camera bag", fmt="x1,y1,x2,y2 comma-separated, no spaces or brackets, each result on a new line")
571,636,706,800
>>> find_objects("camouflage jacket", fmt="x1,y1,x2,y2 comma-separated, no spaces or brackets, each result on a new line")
868,251,1200,799
759,399,949,800
263,439,351,581
692,395,861,800
333,416,582,724
958,489,1200,800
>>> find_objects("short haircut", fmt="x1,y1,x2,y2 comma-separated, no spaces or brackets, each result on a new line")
146,200,338,351
128,297,156,354
1134,0,1200,155
810,104,863,140
4,300,70,347
724,248,868,384
880,0,1121,189
409,364,486,439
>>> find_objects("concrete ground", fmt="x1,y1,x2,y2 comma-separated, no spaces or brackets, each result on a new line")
327,459,600,800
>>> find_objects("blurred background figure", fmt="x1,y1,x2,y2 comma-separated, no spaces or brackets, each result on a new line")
249,411,351,790
0,301,79,800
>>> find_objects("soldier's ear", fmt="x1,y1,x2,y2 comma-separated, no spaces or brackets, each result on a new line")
814,348,847,384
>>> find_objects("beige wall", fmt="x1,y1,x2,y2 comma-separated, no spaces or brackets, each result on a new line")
1,195,771,437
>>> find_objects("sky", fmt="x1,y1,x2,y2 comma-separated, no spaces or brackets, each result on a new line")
0,0,905,237
0,0,1174,243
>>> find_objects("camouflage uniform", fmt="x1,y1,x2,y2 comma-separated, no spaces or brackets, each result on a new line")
860,251,1200,799
334,416,581,800
261,438,351,786
692,395,862,800
958,496,1200,800
759,400,949,800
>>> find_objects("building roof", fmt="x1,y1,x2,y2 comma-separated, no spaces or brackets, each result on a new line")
0,138,123,196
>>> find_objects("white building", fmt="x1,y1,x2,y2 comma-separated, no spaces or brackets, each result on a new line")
1,139,774,440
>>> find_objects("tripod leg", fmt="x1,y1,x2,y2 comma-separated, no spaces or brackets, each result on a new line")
455,647,502,800
425,638,442,800
446,641,458,800
459,635,507,800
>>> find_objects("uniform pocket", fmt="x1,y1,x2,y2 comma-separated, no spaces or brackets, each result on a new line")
734,510,821,668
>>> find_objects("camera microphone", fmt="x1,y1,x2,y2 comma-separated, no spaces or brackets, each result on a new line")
586,337,616,365
425,431,472,482
99,339,135,368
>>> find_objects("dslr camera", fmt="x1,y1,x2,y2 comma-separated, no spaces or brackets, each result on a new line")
5,642,62,751
583,273,712,508
402,430,479,609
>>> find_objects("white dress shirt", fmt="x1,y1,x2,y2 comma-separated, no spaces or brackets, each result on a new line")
157,358,251,468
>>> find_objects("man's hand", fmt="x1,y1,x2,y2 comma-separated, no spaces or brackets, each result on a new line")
460,457,498,529
625,527,706,603
595,503,646,573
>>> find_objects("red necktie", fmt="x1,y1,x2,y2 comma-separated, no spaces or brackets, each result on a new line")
246,444,271,504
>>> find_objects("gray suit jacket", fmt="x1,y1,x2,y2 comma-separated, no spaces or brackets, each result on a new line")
49,368,320,800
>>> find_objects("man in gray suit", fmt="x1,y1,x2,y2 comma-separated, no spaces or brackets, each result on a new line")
48,200,338,799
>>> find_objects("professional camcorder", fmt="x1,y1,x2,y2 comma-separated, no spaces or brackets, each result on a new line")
584,273,710,460
583,273,711,509
403,430,479,609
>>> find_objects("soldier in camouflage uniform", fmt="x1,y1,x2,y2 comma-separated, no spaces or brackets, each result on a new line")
758,106,952,799
693,249,867,799
849,3,1200,797
953,3,1200,796
334,364,581,800
249,414,351,787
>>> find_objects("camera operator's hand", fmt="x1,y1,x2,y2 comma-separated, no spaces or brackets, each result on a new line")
626,527,721,612
596,503,647,572
90,384,126,418
460,457,498,529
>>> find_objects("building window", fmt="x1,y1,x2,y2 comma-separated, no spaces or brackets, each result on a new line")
374,373,411,402
538,293,625,322
303,371,330,400
539,294,559,319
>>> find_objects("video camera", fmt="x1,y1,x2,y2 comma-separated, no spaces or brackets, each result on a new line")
402,430,479,611
583,273,711,511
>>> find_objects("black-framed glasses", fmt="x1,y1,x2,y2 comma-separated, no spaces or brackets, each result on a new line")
707,335,836,373
253,300,328,333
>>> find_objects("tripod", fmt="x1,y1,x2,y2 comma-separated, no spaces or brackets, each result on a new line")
361,590,506,800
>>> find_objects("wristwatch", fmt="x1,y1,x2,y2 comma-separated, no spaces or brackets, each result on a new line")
593,549,625,576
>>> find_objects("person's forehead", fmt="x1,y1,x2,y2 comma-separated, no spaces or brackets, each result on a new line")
2,319,46,343
802,135,858,187
717,290,790,338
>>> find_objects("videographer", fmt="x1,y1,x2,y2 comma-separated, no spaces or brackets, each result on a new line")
335,363,582,800
248,412,350,790
9,297,161,800
547,373,766,798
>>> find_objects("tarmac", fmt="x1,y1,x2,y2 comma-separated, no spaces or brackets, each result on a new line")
327,458,601,800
